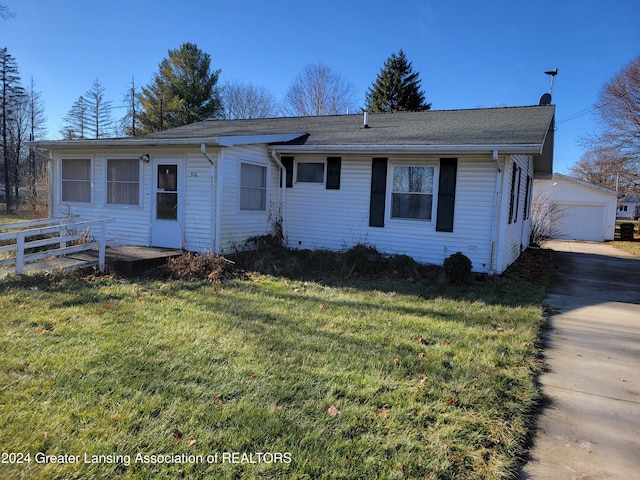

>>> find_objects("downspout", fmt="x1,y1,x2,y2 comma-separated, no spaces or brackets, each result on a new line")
489,150,502,273
270,149,286,237
47,150,54,218
200,143,215,165
200,144,221,254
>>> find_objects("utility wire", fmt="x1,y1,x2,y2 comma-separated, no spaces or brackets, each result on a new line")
556,106,594,125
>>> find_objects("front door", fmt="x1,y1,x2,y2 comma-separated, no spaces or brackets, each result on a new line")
151,159,184,248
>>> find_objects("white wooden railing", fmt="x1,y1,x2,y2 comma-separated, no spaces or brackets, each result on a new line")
0,217,114,274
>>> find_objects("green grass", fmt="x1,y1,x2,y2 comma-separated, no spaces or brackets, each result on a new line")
613,241,640,256
0,261,549,479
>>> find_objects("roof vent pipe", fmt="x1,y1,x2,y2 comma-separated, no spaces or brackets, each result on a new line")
363,111,370,129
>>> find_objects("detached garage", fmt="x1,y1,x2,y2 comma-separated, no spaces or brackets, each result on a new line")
534,174,619,242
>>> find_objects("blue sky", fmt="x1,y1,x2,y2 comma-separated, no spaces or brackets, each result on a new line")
2,0,639,173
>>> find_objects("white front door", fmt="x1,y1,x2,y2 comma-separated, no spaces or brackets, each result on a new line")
151,158,184,248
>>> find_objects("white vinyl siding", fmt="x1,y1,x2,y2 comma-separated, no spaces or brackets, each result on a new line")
285,155,497,272
219,145,278,253
52,150,216,252
499,155,533,271
183,153,215,252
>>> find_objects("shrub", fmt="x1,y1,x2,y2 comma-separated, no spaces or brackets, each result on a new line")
388,253,419,278
442,252,472,284
166,252,244,282
343,244,384,276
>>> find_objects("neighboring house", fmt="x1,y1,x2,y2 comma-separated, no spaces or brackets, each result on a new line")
35,105,555,274
534,173,619,242
617,195,640,220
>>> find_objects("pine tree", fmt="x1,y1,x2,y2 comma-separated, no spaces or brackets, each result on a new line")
120,77,143,137
26,78,47,206
0,47,23,212
61,96,89,139
85,78,113,138
137,43,222,133
365,50,431,113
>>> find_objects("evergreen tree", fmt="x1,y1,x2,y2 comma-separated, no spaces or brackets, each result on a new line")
85,78,113,138
0,47,23,212
120,76,143,137
364,50,431,112
137,42,222,133
61,96,89,139
26,78,48,206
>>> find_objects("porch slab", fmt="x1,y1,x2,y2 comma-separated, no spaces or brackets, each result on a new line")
106,246,183,274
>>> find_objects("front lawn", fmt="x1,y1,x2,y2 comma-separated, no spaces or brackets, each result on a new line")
613,241,640,257
0,251,552,479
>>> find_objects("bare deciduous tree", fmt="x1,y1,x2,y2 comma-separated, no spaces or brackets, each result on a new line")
221,82,280,119
0,5,15,19
529,190,565,245
283,63,359,116
569,146,638,193
575,56,640,194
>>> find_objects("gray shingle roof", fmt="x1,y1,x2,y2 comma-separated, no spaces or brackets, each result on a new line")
144,105,555,148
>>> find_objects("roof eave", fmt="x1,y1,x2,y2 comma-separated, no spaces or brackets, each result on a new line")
31,133,307,150
270,144,545,156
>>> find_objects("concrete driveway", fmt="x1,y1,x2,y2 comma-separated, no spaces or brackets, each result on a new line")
521,241,640,479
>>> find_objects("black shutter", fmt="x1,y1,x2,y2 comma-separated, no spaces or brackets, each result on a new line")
281,156,294,188
326,157,341,189
435,158,457,232
508,163,517,224
523,175,532,220
514,167,522,223
369,158,388,227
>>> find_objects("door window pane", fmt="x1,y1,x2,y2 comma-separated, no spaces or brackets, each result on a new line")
158,165,177,191
156,192,177,220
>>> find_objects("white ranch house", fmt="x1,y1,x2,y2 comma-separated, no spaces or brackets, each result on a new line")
36,105,555,274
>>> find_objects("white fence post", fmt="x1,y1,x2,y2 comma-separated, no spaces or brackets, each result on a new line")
98,219,106,272
16,232,25,274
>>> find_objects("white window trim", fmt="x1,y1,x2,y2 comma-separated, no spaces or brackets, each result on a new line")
105,157,143,208
386,160,437,223
238,160,269,213
294,159,326,185
59,155,94,206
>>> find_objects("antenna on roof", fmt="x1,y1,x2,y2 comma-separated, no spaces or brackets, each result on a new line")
544,68,558,95
539,93,552,106
539,68,558,105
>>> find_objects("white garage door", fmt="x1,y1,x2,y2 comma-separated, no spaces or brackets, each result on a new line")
557,204,605,241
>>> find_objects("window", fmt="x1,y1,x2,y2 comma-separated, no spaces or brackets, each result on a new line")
296,162,324,183
61,158,91,203
240,163,267,211
391,165,434,220
107,159,140,205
